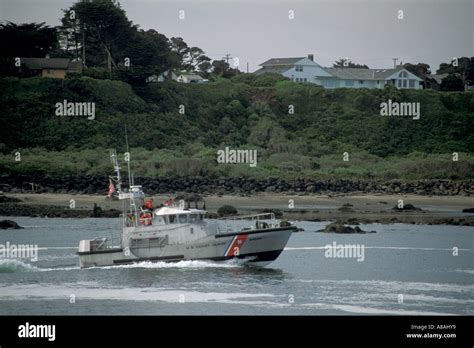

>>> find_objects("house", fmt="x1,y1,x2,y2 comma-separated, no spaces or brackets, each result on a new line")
254,54,333,83
177,73,206,83
21,57,82,79
146,71,207,84
323,67,423,89
425,73,449,90
146,70,179,83
254,54,423,89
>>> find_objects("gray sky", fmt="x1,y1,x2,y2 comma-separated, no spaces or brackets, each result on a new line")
1,0,472,72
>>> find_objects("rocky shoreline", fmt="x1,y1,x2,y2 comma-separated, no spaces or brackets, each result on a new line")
1,193,473,226
1,174,473,196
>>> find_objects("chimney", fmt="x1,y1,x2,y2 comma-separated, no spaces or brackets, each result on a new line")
308,54,314,61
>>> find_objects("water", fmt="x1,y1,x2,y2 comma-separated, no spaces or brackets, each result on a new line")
0,217,472,315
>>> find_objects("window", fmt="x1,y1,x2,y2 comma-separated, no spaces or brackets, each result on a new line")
345,80,354,87
403,79,408,88
359,80,364,84
199,214,204,221
295,66,303,72
178,214,187,223
303,78,307,82
397,79,402,88
168,215,177,224
409,79,415,88
189,214,197,222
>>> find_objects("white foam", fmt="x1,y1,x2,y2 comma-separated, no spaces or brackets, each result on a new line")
88,259,247,270
290,278,474,294
0,284,275,304
304,302,454,316
285,246,473,251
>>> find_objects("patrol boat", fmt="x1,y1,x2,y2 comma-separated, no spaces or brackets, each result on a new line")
77,150,299,268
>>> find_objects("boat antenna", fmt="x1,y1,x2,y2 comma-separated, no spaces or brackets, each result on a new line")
125,125,132,187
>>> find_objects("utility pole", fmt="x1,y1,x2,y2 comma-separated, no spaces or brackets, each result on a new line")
222,53,233,64
81,22,86,67
246,62,249,73
392,58,398,68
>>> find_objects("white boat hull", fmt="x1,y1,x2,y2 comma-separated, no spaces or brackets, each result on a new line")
78,226,297,268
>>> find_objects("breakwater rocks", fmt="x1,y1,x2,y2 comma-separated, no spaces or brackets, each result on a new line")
1,174,472,196
0,203,121,218
0,219,23,229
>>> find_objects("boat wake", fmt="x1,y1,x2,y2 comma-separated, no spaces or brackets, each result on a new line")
91,259,247,270
0,258,250,273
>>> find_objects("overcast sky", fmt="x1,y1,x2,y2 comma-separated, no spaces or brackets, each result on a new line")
1,0,472,72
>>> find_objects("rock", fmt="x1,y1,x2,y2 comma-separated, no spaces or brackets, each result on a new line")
217,205,238,217
392,203,422,211
322,222,370,234
338,205,355,212
0,195,22,203
0,219,23,229
462,208,474,213
205,212,219,219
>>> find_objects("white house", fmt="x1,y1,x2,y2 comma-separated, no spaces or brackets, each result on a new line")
254,54,423,89
146,70,178,83
322,67,423,89
177,73,207,83
255,54,333,83
146,71,207,84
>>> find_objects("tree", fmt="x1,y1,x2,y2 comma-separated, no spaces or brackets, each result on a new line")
0,21,58,77
117,28,172,85
168,37,211,72
333,58,369,69
0,21,58,58
60,0,134,69
440,74,464,91
403,63,431,81
437,57,474,87
212,59,239,77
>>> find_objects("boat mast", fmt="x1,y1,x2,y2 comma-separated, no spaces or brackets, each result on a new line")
124,125,139,224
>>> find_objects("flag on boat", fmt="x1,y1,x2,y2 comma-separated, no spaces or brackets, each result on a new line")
107,179,116,197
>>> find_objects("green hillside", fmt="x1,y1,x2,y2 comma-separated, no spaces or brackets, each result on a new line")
0,75,473,180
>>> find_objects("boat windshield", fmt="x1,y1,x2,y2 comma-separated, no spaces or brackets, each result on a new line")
178,214,187,223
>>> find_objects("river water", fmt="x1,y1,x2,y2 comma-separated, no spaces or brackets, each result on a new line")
0,217,472,315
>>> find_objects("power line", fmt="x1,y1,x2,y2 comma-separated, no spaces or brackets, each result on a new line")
222,53,233,64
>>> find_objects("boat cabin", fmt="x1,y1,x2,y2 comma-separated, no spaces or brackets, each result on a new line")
153,207,206,226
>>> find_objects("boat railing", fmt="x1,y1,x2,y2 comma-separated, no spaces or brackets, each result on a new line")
213,212,279,234
217,212,276,221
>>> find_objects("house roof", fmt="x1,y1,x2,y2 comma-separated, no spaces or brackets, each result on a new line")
254,65,293,75
260,57,306,66
181,74,203,79
428,73,448,84
22,57,82,71
325,67,410,80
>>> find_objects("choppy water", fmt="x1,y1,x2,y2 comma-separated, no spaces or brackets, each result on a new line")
0,217,472,315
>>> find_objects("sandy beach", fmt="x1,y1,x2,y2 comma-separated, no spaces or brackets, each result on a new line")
4,192,473,225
